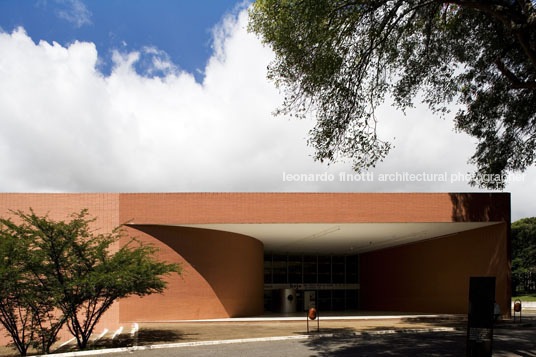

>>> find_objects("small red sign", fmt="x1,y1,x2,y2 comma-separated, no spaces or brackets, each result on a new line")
308,307,317,320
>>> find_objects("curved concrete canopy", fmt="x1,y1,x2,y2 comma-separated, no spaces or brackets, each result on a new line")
128,222,500,255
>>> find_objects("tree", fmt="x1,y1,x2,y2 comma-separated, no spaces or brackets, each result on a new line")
0,209,181,353
0,225,35,356
511,217,536,293
249,0,536,188
0,214,65,356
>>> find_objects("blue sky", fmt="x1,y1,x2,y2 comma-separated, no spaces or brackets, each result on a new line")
0,1,534,219
0,0,247,80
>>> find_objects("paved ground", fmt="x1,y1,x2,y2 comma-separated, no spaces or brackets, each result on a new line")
0,316,461,356
134,316,464,344
111,327,536,357
0,314,534,356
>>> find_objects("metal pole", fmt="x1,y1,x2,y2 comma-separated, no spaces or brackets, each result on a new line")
306,309,309,333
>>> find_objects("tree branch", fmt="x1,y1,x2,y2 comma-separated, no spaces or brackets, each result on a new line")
448,0,536,71
495,57,536,89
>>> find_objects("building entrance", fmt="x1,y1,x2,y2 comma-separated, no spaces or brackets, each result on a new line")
264,254,360,312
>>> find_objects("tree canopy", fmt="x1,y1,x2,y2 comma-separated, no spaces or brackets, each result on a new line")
0,209,181,354
249,0,536,188
0,223,41,356
511,217,536,293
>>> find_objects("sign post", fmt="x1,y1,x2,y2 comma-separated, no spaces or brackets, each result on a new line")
466,277,495,357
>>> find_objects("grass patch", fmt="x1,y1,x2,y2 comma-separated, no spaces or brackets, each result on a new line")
512,294,536,301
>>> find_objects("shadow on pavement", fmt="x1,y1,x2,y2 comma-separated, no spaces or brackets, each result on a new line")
137,329,199,345
302,330,466,356
51,328,199,354
301,327,536,357
400,315,465,327
304,327,356,336
492,327,536,357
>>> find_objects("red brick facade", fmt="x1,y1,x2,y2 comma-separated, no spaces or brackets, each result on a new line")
0,192,511,345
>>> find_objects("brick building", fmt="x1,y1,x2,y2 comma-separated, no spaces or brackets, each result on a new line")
0,192,511,330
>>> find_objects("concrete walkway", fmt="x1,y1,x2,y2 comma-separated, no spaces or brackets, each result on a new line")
1,313,534,356
133,314,467,345
37,315,467,356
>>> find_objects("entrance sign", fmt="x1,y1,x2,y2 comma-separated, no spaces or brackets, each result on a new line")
466,277,495,357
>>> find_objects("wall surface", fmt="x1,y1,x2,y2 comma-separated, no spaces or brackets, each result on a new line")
0,194,121,346
360,223,510,316
119,225,264,321
0,192,511,347
118,192,510,224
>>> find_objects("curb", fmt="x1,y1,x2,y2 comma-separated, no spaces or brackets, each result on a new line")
39,327,457,356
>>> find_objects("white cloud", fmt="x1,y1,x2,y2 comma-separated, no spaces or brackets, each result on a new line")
55,0,92,28
0,10,534,220
139,46,179,76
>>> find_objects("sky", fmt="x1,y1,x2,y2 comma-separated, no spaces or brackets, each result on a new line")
0,0,534,220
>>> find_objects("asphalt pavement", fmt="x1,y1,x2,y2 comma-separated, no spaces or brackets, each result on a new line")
110,327,536,357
